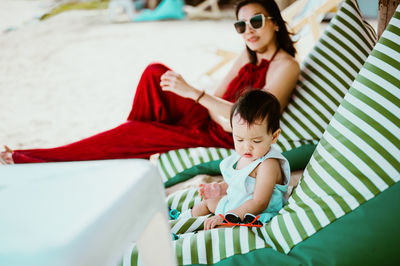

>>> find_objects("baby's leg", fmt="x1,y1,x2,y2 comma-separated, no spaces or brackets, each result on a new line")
192,196,222,216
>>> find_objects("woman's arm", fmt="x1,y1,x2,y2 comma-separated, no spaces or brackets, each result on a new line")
227,159,282,220
160,72,233,131
160,52,248,132
160,51,299,132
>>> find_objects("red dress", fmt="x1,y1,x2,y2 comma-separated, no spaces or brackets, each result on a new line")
12,60,273,163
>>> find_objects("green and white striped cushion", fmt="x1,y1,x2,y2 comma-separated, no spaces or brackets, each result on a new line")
159,147,233,185
159,4,398,262
124,1,400,265
128,226,271,266
167,187,201,212
157,0,377,187
265,6,400,253
277,0,376,151
171,226,270,265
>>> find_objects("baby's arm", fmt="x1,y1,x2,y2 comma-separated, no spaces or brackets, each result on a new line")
227,158,282,220
199,181,228,200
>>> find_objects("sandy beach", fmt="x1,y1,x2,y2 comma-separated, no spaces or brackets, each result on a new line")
0,0,245,150
1,0,373,152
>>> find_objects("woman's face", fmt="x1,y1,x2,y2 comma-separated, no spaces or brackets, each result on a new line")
237,3,278,54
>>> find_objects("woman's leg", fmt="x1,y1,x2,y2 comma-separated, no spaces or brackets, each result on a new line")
127,63,206,125
10,63,233,163
12,120,231,163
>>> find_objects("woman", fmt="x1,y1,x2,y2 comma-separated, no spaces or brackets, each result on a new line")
1,0,299,164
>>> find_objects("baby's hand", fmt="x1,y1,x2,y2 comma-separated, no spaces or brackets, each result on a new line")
204,215,224,230
199,182,223,200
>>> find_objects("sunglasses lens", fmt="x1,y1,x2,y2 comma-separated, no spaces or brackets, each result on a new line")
250,14,264,29
225,213,241,223
243,213,257,224
234,21,246,34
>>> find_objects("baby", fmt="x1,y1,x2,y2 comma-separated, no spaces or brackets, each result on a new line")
179,90,290,230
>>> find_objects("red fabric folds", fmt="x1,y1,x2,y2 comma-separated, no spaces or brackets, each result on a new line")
13,61,272,163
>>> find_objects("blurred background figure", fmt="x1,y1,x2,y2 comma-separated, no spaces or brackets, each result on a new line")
108,0,136,21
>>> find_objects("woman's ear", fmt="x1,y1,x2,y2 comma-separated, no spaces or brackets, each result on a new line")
271,128,281,143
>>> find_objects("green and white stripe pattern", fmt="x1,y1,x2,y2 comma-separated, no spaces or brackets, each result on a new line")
172,226,270,265
156,0,377,185
124,1,400,265
167,187,201,212
264,7,400,253
158,147,233,183
126,225,271,266
277,0,377,152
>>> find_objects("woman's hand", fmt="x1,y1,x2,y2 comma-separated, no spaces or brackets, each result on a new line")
160,70,233,132
204,215,224,230
199,182,226,200
160,70,200,100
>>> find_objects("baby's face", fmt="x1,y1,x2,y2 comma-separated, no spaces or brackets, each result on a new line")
232,114,279,161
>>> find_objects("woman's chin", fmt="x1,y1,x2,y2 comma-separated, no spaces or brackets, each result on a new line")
246,43,258,51
247,44,267,55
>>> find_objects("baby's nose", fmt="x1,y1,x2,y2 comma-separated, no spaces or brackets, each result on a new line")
244,141,253,150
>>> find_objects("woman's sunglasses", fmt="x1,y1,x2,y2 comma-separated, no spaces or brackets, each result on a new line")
234,14,273,34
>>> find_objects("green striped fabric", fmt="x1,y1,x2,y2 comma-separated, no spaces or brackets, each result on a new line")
167,187,201,212
172,226,270,265
158,147,233,183
123,1,400,265
156,0,377,185
277,0,376,151
264,6,400,253
126,225,271,265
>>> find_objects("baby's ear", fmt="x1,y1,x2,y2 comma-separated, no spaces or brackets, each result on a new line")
271,128,281,143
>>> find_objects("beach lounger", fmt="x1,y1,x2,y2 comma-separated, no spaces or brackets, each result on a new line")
125,0,400,265
284,0,343,42
121,0,400,265
156,0,376,188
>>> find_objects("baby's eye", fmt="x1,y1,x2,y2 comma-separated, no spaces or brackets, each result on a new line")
253,140,262,143
236,139,243,142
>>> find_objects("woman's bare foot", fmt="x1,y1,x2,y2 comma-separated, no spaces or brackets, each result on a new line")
0,145,14,164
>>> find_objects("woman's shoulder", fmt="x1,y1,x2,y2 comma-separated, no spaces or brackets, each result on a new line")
273,50,299,70
268,50,300,80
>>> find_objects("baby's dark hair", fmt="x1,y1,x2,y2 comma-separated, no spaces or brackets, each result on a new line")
230,90,281,133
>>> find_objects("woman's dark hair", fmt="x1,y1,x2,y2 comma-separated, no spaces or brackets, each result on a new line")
230,90,281,133
235,0,296,64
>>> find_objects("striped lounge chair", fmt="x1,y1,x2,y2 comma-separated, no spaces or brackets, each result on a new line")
122,0,400,265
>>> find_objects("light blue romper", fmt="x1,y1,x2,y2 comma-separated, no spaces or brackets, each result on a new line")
215,147,291,223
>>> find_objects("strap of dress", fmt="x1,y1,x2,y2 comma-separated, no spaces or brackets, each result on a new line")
269,48,280,62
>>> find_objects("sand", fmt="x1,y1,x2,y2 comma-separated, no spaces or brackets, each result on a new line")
0,0,245,150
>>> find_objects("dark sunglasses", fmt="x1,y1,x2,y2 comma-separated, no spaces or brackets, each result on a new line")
234,14,273,34
219,213,263,227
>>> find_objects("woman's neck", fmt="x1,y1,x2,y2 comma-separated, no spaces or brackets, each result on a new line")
256,43,279,62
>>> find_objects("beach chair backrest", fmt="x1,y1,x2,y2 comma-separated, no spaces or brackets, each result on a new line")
156,0,377,187
268,4,400,253
125,2,400,265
